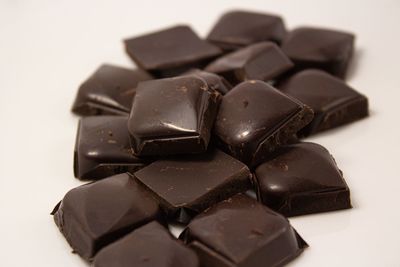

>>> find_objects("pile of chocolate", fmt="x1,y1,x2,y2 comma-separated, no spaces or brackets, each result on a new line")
52,10,369,267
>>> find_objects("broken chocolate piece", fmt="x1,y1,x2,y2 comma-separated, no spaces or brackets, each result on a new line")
207,10,287,50
254,142,352,216
205,42,293,85
128,76,221,156
279,69,368,136
52,173,163,261
133,149,251,223
214,80,313,167
74,116,149,180
183,69,232,95
180,194,307,267
71,64,153,116
281,27,355,78
94,221,199,267
124,25,222,77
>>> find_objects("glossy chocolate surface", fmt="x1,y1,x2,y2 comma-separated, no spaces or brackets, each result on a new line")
279,69,368,136
94,221,199,267
134,149,251,223
128,76,221,156
180,194,307,267
281,27,355,78
124,25,221,77
183,69,232,95
52,173,163,260
207,10,286,50
254,142,351,216
214,80,313,167
205,42,293,85
74,116,149,180
72,64,153,116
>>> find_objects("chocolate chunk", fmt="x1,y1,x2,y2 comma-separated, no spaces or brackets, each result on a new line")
281,27,355,78
205,42,293,85
207,10,287,50
51,173,163,261
254,142,352,216
279,69,368,136
74,116,149,180
124,25,222,77
180,194,307,267
183,69,232,95
128,76,221,156
214,80,313,167
133,149,251,223
71,64,153,116
93,221,199,267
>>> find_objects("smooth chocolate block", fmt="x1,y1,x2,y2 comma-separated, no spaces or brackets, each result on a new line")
72,64,153,116
281,27,355,78
207,10,286,50
74,116,149,180
51,173,163,261
214,80,313,167
279,69,368,136
205,42,293,85
133,149,251,223
254,142,352,216
183,69,232,95
128,76,221,156
94,221,199,267
180,194,307,267
124,25,222,77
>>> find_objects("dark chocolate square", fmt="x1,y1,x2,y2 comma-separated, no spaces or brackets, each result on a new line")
74,116,149,180
128,76,221,156
133,149,251,223
71,64,153,116
254,142,352,216
52,173,163,260
207,10,287,50
214,80,313,167
180,194,307,267
279,69,368,136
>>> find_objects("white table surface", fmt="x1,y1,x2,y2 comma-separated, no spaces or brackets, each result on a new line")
1,0,400,266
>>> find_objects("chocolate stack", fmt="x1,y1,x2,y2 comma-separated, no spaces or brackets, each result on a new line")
53,10,369,267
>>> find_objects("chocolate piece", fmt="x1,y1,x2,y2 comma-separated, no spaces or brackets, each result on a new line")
207,10,287,50
128,76,221,156
205,42,293,85
180,194,307,267
254,142,352,216
281,27,355,78
51,173,163,261
133,149,251,223
279,69,368,136
183,69,232,95
214,80,313,167
124,25,222,77
71,64,153,116
74,116,149,180
94,221,199,267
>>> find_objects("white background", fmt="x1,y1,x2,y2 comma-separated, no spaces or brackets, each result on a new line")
1,0,400,266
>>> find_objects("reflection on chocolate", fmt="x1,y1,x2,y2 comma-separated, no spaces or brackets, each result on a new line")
254,142,352,216
183,69,232,95
72,64,153,116
74,116,149,180
125,25,222,77
279,69,368,136
214,80,313,167
134,149,251,223
207,10,287,50
281,27,355,78
94,221,199,267
180,194,307,267
128,76,221,156
51,173,163,260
